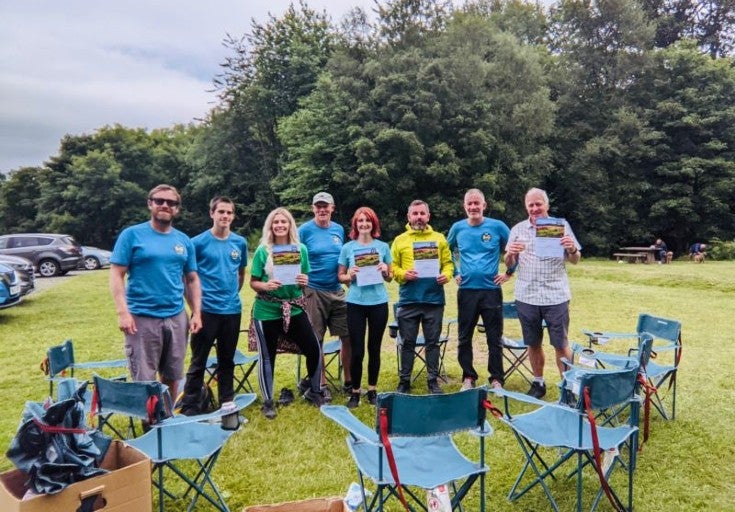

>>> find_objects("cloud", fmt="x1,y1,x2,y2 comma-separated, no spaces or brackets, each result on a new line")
0,0,371,173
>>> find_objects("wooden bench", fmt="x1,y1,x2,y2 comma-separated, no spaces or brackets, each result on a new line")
613,252,647,263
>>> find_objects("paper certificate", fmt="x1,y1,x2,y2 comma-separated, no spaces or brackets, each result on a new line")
354,247,382,287
272,244,301,285
535,217,565,258
413,241,440,278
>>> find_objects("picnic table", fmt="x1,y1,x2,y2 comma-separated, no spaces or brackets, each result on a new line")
613,246,659,264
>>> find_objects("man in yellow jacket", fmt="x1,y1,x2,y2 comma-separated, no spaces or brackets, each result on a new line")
390,200,454,394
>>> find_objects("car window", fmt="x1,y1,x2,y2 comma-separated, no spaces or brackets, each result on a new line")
0,238,8,249
36,237,53,246
61,236,78,245
16,237,39,247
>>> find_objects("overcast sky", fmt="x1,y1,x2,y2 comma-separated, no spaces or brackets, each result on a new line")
0,0,379,174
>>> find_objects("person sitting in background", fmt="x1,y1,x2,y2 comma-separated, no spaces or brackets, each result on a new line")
652,238,672,264
690,243,707,262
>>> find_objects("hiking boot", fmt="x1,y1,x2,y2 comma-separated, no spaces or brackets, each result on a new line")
347,392,360,409
366,389,377,405
303,388,326,407
342,381,353,394
490,379,503,391
277,388,295,407
297,377,310,396
460,378,475,391
321,385,333,403
261,400,277,420
396,380,411,394
427,380,443,395
527,381,546,399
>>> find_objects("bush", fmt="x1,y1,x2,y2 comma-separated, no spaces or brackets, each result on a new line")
708,238,735,260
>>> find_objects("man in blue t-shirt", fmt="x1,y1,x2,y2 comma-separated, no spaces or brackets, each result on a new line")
447,189,511,391
110,184,201,400
298,192,352,398
179,197,248,414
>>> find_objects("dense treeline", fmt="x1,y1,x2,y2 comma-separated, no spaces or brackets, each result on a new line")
1,0,733,256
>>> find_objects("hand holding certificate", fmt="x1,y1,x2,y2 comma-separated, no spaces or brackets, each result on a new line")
535,217,565,258
272,244,301,285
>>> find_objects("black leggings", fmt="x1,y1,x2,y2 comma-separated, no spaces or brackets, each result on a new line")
347,302,388,389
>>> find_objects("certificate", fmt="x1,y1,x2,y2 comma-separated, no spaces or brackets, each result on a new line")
272,244,301,285
354,247,382,287
413,241,439,278
535,217,565,259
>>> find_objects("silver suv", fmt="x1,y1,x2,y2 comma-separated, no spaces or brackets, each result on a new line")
0,233,82,277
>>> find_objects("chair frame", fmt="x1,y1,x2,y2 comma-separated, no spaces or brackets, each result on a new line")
44,339,126,399
322,388,492,512
92,375,255,512
296,338,343,391
497,366,641,512
206,347,259,395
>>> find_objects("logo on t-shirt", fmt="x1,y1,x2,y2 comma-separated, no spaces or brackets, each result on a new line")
331,235,342,245
481,232,492,243
230,249,241,261
174,244,185,255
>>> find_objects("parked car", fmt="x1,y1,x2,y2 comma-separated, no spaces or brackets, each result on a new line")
0,233,82,277
80,246,112,270
0,263,22,308
0,254,35,295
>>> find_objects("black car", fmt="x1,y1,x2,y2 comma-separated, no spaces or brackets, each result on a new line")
0,233,82,277
0,254,35,295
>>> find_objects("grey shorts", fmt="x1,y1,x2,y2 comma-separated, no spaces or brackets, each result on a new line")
515,301,570,350
303,287,349,340
124,310,189,382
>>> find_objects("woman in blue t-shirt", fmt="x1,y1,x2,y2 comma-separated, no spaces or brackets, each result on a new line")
338,207,393,407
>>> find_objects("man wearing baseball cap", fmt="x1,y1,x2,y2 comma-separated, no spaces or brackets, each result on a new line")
298,192,352,400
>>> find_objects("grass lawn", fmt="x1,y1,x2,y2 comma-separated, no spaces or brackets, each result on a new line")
1,260,733,511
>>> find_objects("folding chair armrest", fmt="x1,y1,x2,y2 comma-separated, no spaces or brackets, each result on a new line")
581,329,637,346
73,358,127,370
321,405,380,443
494,388,564,409
158,393,257,427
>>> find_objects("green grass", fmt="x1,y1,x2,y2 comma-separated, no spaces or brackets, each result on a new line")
1,261,734,510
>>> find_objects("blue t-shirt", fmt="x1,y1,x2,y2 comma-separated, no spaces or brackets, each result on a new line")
110,222,197,318
338,239,392,305
447,217,510,290
192,230,248,315
298,220,344,291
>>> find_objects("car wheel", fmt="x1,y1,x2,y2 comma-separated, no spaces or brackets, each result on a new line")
38,259,60,277
83,256,100,270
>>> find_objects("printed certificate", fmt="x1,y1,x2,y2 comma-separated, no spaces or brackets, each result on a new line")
413,241,439,278
272,244,301,285
535,217,565,258
354,247,382,287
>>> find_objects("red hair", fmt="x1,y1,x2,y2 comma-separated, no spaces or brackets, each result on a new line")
349,207,381,240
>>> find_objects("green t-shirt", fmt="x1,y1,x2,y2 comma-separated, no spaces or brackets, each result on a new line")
251,243,311,321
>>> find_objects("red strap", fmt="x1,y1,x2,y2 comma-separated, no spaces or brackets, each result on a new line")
32,418,87,435
636,373,657,446
88,388,99,428
379,408,411,512
482,399,503,419
146,395,159,425
583,387,624,512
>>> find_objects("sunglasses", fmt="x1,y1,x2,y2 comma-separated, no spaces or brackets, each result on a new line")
149,197,180,208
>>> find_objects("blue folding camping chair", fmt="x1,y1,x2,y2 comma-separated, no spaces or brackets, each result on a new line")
495,364,641,512
322,387,492,511
92,375,256,512
206,348,259,394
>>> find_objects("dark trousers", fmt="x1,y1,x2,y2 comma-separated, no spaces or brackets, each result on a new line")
457,288,504,384
182,311,241,407
397,304,444,382
347,302,389,389
254,313,322,401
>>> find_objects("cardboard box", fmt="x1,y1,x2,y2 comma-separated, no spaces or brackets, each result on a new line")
244,497,346,512
0,440,151,512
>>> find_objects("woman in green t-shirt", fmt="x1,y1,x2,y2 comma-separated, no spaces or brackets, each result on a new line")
250,207,324,419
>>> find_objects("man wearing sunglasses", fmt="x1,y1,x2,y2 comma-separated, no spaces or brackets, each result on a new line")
110,184,202,400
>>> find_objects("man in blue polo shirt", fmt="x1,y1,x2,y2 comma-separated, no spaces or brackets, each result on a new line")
298,192,352,399
179,196,248,414
110,184,202,400
447,188,512,391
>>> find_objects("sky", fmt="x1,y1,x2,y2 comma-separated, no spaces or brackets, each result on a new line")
0,0,377,174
